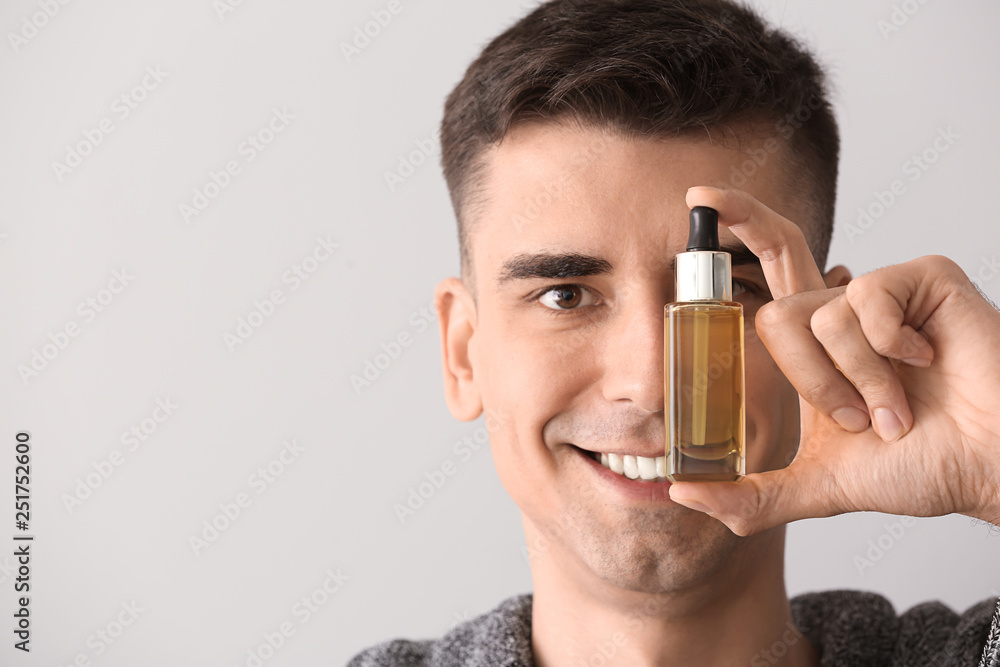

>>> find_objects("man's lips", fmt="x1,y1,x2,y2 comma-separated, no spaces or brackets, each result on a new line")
570,443,667,459
569,443,676,502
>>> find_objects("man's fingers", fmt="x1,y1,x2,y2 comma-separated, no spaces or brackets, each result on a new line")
755,288,873,433
846,261,940,367
686,186,826,299
811,295,914,442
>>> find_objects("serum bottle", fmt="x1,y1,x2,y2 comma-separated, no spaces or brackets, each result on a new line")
665,206,745,482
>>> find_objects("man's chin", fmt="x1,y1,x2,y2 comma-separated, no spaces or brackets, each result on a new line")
555,497,747,592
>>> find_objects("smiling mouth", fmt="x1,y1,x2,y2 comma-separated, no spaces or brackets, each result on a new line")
572,444,670,483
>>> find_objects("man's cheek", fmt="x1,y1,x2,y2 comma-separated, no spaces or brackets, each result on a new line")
495,332,582,392
744,323,790,387
481,338,553,420
744,332,798,471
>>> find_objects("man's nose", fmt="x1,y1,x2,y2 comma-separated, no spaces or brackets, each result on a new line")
600,294,665,414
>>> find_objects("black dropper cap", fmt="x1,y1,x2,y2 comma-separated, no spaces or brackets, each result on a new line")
687,206,720,252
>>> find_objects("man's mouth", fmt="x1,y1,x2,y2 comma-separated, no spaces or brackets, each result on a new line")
571,445,670,483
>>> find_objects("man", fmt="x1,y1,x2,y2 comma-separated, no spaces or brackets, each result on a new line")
349,0,1000,664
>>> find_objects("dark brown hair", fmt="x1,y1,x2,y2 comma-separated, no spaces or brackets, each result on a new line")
440,0,839,291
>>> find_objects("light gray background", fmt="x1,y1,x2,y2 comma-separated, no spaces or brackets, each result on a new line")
1,0,998,665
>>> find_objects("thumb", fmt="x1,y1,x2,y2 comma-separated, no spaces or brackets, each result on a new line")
667,465,830,535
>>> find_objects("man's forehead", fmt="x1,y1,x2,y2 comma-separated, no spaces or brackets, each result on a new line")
485,120,712,187
472,120,808,288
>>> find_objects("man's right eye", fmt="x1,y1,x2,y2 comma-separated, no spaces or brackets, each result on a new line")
733,278,768,300
536,284,600,311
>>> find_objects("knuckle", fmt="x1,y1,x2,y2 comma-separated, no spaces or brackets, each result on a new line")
757,229,796,265
844,273,872,303
727,479,777,536
756,298,797,332
809,303,843,341
733,487,760,518
844,276,860,298
920,253,961,276
920,254,973,289
867,334,901,359
850,373,897,403
726,518,753,537
799,375,844,404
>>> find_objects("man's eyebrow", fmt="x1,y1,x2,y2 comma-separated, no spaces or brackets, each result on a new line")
497,245,760,286
496,252,614,286
667,243,762,272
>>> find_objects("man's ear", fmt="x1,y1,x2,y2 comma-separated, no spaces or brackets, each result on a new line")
823,264,852,288
434,277,483,421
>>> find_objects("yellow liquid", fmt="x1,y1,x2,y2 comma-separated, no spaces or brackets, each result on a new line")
664,302,745,482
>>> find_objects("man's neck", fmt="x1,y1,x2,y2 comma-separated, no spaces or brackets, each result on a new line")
526,524,820,667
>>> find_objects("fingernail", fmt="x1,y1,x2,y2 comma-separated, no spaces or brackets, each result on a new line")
901,356,931,367
873,407,904,442
832,406,869,432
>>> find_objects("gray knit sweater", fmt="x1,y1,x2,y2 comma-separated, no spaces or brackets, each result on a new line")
347,590,1000,666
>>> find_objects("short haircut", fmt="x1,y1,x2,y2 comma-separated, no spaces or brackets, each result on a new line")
439,0,840,295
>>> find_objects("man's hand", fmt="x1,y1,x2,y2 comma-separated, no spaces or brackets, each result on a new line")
667,186,1000,536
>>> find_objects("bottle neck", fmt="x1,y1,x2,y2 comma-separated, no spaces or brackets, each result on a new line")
675,251,732,301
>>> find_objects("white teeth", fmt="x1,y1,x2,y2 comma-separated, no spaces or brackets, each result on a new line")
594,451,668,482
637,455,657,480
623,455,639,479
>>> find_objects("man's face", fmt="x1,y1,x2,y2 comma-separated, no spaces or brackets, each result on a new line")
438,120,819,594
